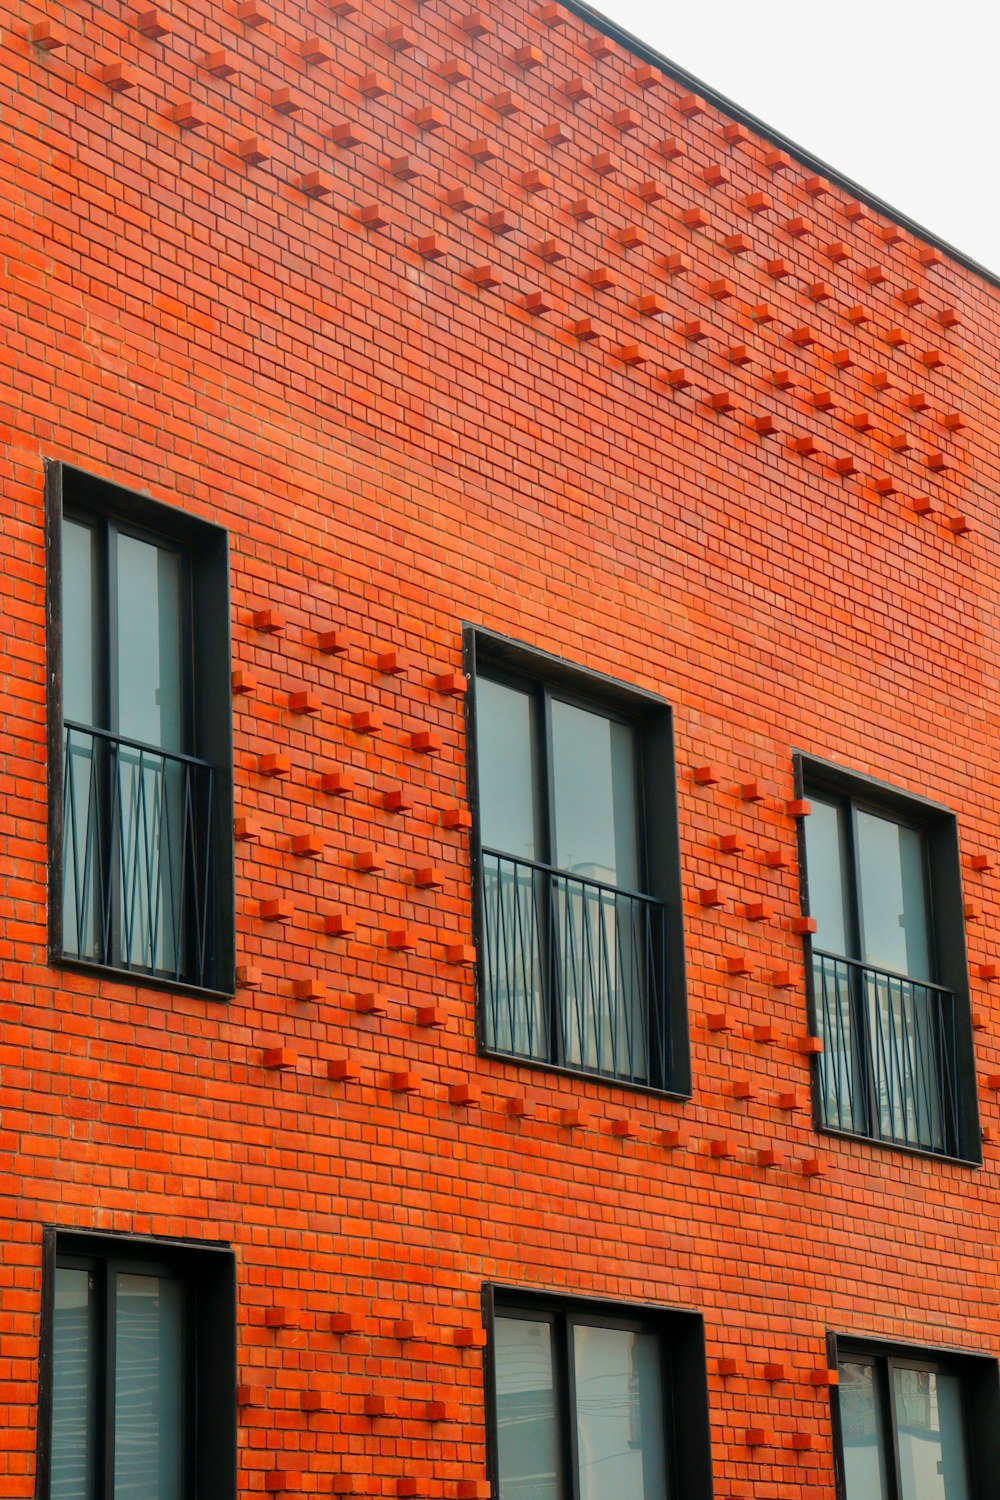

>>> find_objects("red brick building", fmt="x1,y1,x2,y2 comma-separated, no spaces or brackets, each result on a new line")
2,0,1000,1496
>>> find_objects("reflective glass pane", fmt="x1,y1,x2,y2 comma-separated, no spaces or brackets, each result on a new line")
803,798,851,956
52,1267,97,1500
839,1360,891,1500
476,679,542,862
115,533,183,752
894,1367,971,1500
857,813,931,980
573,1324,667,1500
63,519,98,725
551,702,638,889
495,1317,561,1500
114,1273,184,1500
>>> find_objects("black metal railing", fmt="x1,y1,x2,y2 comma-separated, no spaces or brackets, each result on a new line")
62,722,218,988
480,848,671,1088
812,949,960,1154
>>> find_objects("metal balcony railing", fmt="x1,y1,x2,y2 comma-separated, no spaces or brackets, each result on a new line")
812,949,960,1155
62,722,218,988
480,848,671,1089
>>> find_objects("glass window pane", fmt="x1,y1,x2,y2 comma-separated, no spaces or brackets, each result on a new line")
573,1324,667,1500
63,519,98,726
893,1367,971,1500
476,679,542,862
804,797,852,956
52,1267,97,1500
551,701,639,889
839,1360,891,1500
115,533,183,752
495,1316,561,1500
857,812,931,980
113,1273,185,1500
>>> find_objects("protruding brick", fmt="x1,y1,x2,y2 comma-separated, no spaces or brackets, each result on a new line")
706,1010,732,1031
321,770,354,796
693,764,720,785
448,1083,481,1107
136,10,171,38
236,0,270,23
414,865,445,889
291,832,323,858
786,799,812,817
100,62,138,92
354,989,388,1015
442,806,473,830
444,942,476,966
234,136,270,165
796,1035,824,1055
723,954,752,976
317,628,348,654
258,752,291,778
353,847,385,874
351,709,384,735
410,729,443,754
389,1071,421,1093
560,1106,588,1128
453,1327,487,1348
415,1004,447,1029
327,1057,361,1083
260,899,293,923
386,927,418,952
300,171,333,200
324,912,356,938
698,887,724,908
262,1049,296,1071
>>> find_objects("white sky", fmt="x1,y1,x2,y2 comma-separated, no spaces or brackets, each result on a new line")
591,0,1000,280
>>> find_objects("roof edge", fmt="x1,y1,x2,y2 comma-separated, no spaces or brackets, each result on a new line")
561,0,1000,294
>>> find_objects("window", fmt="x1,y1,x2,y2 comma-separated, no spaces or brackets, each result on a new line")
36,1228,237,1500
797,756,980,1161
466,630,688,1095
832,1339,1000,1500
488,1290,713,1500
46,463,234,995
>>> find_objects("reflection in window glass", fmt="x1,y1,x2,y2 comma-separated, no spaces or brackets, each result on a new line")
893,1367,971,1500
114,1274,184,1500
551,702,638,889
476,679,542,862
495,1317,561,1500
856,813,931,981
63,519,98,726
803,798,852,957
573,1325,667,1500
838,1360,891,1500
115,534,183,752
52,1267,97,1500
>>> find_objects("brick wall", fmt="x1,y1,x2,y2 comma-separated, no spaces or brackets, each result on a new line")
1,0,999,1494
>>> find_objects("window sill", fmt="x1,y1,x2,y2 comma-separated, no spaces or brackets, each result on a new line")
50,952,235,1003
815,1120,981,1170
477,1043,692,1104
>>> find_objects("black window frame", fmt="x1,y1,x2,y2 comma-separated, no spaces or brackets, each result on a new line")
464,626,689,1098
829,1331,1000,1500
795,753,981,1165
45,461,236,999
35,1226,238,1500
484,1284,713,1500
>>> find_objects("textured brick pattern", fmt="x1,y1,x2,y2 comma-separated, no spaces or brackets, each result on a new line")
1,0,1000,1496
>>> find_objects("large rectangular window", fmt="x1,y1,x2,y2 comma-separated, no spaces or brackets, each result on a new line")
489,1291,712,1500
37,1229,237,1500
47,464,235,995
797,757,980,1162
467,631,688,1095
833,1339,1000,1500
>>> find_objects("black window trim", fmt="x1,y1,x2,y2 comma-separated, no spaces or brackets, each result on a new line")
794,751,982,1167
464,625,690,1100
483,1282,714,1500
827,1328,1000,1500
35,1225,238,1500
45,460,236,1001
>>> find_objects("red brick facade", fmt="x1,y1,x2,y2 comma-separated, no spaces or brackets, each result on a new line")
2,0,999,1495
